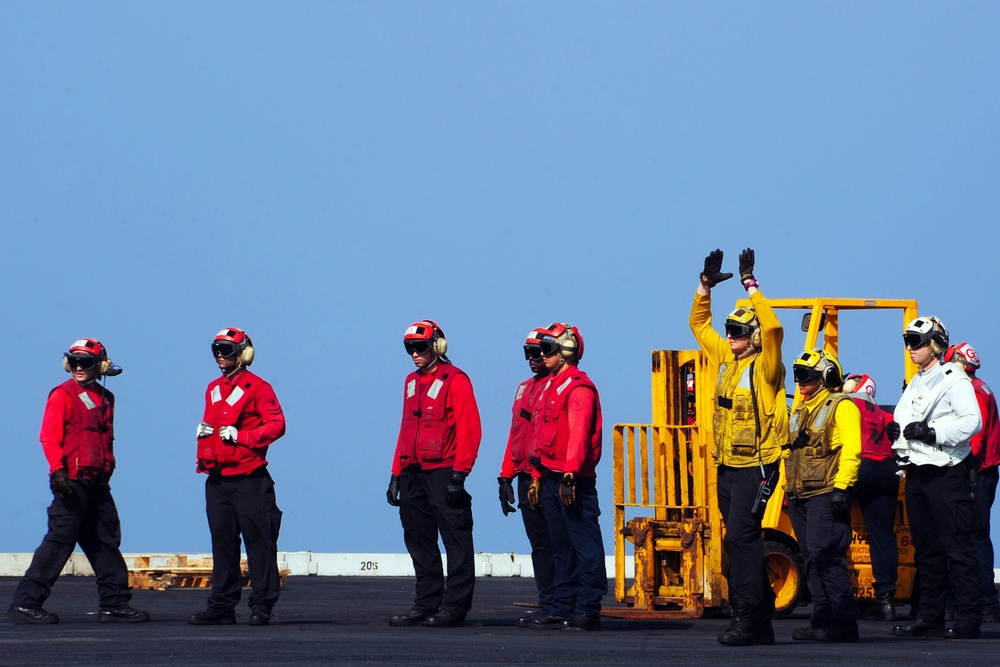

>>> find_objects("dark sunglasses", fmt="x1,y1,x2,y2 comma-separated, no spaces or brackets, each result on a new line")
725,323,753,339
903,334,931,349
793,366,822,384
211,341,240,358
404,340,432,355
65,355,97,370
523,344,543,361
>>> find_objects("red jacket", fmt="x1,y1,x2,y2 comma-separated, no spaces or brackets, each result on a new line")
971,377,1000,469
848,394,894,461
393,362,482,475
499,374,550,478
40,379,115,482
197,369,285,476
531,366,602,478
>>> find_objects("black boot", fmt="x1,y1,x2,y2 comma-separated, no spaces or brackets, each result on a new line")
862,592,896,621
718,600,755,646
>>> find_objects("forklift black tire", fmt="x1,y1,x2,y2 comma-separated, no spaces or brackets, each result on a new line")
764,540,805,618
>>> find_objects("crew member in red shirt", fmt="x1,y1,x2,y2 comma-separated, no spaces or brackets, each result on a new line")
386,320,482,628
498,327,556,627
945,343,1000,621
189,328,286,627
8,339,149,625
842,373,899,621
526,323,605,632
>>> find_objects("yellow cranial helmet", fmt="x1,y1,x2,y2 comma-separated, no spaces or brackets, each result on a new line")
725,306,761,350
793,348,844,388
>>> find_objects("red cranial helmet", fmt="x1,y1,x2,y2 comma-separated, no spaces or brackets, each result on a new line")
523,327,549,361
541,322,584,361
403,320,448,357
68,338,106,359
945,342,980,370
843,373,877,399
212,327,255,366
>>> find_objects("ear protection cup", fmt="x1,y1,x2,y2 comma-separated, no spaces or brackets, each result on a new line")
822,358,843,388
749,327,762,350
240,344,255,367
433,336,447,356
544,323,582,360
423,320,448,356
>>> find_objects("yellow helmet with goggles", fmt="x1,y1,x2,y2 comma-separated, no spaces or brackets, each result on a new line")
725,306,761,350
793,348,844,389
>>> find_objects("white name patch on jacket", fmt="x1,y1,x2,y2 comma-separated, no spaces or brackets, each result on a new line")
226,386,245,406
407,379,416,398
211,386,223,404
428,379,444,400
77,392,97,410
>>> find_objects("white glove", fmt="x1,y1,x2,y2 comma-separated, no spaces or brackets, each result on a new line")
196,422,214,438
219,426,239,443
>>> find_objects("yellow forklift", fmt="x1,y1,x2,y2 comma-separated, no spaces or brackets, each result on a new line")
607,298,920,619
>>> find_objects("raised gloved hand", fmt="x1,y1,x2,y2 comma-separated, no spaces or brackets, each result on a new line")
830,489,851,521
498,477,517,516
219,426,239,443
903,421,936,444
700,249,733,288
885,421,901,441
50,469,74,498
739,247,756,286
446,470,468,506
196,421,214,438
559,474,576,507
527,477,543,510
386,474,400,507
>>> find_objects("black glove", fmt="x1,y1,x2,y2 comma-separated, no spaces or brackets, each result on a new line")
527,478,543,510
829,489,851,521
50,469,74,498
738,247,756,284
885,421,900,441
498,476,517,516
559,474,576,507
700,249,733,288
903,421,936,444
790,429,810,450
446,470,468,506
386,474,400,507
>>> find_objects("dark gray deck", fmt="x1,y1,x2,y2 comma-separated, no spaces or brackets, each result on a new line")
1,576,997,666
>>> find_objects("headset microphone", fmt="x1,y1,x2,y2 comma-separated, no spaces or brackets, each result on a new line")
104,364,123,377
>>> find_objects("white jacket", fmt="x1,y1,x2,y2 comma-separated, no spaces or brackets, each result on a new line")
891,359,981,467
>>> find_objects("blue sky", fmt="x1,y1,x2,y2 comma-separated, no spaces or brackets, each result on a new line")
2,2,999,559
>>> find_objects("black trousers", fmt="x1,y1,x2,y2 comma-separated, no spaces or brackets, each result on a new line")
907,461,981,625
12,480,131,609
788,492,859,624
398,468,475,616
205,467,283,611
717,463,777,613
973,466,999,614
855,457,900,596
540,474,607,616
516,472,556,612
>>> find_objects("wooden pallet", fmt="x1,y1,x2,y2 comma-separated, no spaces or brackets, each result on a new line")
128,555,289,590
